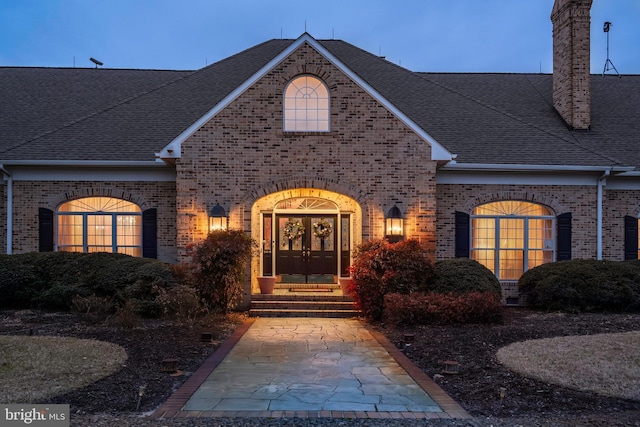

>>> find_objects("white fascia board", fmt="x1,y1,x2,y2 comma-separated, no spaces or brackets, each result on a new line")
437,164,634,186
437,171,598,186
157,33,454,162
0,160,167,167
440,162,634,173
3,163,175,182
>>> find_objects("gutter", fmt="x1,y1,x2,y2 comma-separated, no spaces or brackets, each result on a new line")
0,164,12,254
0,160,170,167
440,162,635,173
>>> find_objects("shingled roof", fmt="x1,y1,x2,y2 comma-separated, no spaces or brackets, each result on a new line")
1,36,638,170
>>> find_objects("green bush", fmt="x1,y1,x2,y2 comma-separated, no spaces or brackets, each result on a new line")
518,259,640,312
0,252,177,316
349,239,434,321
384,291,503,326
430,258,501,295
183,230,256,313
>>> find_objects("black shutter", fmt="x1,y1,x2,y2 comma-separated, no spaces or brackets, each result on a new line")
624,215,638,260
454,211,470,258
38,208,54,252
556,212,572,261
142,208,157,259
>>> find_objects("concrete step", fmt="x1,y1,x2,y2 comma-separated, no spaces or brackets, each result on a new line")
249,308,361,318
251,300,356,311
252,294,353,302
249,293,361,318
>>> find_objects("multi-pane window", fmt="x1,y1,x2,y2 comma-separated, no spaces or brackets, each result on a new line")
284,75,329,132
471,201,554,280
57,197,142,256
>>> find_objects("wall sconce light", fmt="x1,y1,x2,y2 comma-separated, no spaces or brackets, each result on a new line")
385,205,404,242
209,203,227,231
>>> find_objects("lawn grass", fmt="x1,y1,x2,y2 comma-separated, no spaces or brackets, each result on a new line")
497,331,640,401
0,335,127,403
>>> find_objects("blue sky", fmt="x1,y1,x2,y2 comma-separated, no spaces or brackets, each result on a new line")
1,0,638,74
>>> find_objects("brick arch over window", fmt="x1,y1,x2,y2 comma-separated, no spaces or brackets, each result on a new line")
460,191,564,216
44,188,151,211
279,63,338,91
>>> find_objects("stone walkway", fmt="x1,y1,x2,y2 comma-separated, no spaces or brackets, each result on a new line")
154,318,470,420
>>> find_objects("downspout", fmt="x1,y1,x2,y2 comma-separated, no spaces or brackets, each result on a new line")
597,168,611,260
0,164,11,255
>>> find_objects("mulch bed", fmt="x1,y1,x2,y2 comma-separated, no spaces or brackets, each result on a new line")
377,308,640,425
1,308,639,426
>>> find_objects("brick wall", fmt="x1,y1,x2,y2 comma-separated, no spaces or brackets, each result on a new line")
176,42,438,261
7,181,177,263
436,184,598,260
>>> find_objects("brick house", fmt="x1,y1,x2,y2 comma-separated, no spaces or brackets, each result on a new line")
1,0,639,305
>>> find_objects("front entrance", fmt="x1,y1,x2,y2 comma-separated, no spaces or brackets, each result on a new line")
276,215,337,283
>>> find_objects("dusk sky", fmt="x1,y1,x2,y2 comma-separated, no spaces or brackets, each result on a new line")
1,0,638,74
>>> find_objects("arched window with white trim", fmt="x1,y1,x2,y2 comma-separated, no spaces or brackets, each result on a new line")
284,75,329,132
57,197,142,256
471,201,555,280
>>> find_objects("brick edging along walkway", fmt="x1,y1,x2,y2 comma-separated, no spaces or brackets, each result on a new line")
152,318,256,419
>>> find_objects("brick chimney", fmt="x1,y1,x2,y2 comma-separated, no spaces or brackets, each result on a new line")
551,0,592,130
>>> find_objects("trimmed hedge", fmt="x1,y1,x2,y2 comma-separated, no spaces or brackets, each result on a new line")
0,252,176,316
430,258,501,296
518,259,640,312
384,291,503,326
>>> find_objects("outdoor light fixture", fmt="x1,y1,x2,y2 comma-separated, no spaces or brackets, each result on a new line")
385,205,404,242
209,203,227,231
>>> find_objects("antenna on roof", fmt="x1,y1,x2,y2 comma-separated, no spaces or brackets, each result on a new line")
602,22,620,77
89,57,103,69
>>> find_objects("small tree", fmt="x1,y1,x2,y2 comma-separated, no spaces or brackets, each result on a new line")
185,230,255,313
349,239,434,321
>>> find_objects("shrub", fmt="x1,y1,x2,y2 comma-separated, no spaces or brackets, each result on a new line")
0,252,177,316
183,230,256,313
384,291,503,326
155,284,208,322
349,239,434,321
430,258,501,295
519,259,640,312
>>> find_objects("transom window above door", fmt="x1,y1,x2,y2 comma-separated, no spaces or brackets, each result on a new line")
57,197,142,256
283,75,330,132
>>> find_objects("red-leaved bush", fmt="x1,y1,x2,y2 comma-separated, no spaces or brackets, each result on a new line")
349,239,434,321
383,291,503,325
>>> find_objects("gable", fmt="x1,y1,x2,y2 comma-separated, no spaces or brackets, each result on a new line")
157,33,453,162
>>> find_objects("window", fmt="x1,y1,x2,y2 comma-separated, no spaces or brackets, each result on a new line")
284,75,329,131
57,197,142,256
471,201,554,280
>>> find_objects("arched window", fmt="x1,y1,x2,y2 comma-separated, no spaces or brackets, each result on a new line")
284,75,329,132
471,201,554,280
57,197,142,256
